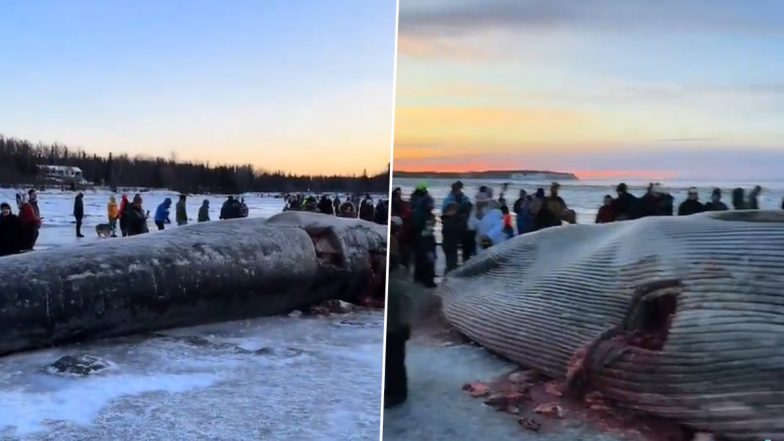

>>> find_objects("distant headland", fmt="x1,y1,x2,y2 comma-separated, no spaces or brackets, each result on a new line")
394,169,579,181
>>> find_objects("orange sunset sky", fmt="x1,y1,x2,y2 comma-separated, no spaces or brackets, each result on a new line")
393,0,784,180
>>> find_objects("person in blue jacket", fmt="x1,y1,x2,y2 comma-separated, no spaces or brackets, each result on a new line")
154,197,172,230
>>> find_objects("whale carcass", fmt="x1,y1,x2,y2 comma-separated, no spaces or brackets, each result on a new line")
0,212,387,356
439,211,784,440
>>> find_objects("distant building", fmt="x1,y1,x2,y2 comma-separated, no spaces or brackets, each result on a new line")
37,165,90,185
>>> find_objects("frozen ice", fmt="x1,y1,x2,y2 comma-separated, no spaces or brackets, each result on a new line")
0,312,383,441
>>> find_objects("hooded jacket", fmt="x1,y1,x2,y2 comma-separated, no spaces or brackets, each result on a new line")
198,201,210,222
73,194,84,219
154,198,172,224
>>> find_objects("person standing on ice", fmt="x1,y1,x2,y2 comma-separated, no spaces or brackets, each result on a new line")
154,197,172,230
0,202,22,256
198,199,210,222
107,196,119,237
118,194,130,236
73,192,85,238
17,197,40,251
126,194,149,236
176,194,188,226
28,189,40,218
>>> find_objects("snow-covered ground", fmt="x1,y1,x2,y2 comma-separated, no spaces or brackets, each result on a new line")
0,187,385,441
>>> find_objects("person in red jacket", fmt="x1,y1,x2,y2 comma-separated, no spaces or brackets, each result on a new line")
118,194,130,237
18,201,41,250
595,195,616,224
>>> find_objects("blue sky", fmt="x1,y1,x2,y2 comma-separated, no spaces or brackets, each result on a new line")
0,0,397,175
395,0,784,180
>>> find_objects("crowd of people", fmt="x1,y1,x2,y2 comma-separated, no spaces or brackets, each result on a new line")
283,193,388,224
595,183,766,223
0,191,252,256
390,180,776,289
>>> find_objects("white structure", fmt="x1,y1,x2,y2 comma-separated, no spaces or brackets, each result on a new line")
37,165,85,182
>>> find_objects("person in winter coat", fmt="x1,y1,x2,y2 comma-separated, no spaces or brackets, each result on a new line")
512,189,528,233
198,199,210,222
318,195,334,215
412,195,437,288
332,195,341,215
731,188,747,210
384,235,412,408
176,195,188,226
73,192,85,238
441,202,462,273
595,195,616,223
704,188,728,211
537,182,568,229
107,196,119,237
338,201,356,218
154,197,172,230
374,200,388,225
442,181,466,213
612,183,637,221
748,185,762,209
501,205,514,238
18,200,40,251
239,197,249,217
359,195,375,221
28,189,40,219
220,196,243,220
474,202,506,251
0,202,22,256
126,195,149,236
678,187,705,216
118,194,130,236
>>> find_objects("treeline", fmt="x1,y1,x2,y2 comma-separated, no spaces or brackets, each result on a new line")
0,135,389,194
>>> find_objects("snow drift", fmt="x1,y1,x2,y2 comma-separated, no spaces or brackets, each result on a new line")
439,210,784,440
0,214,387,356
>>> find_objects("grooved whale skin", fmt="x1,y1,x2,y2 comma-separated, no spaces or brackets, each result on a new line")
440,211,784,440
0,213,387,356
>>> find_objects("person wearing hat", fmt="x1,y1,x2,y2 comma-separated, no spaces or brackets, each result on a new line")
409,182,428,214
198,199,211,222
0,202,22,256
126,194,149,236
384,234,412,408
678,187,705,216
704,188,728,211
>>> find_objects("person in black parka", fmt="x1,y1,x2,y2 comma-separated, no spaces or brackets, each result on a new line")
0,203,22,256
74,192,85,238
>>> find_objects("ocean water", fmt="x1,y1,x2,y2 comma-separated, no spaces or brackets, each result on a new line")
394,177,784,224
